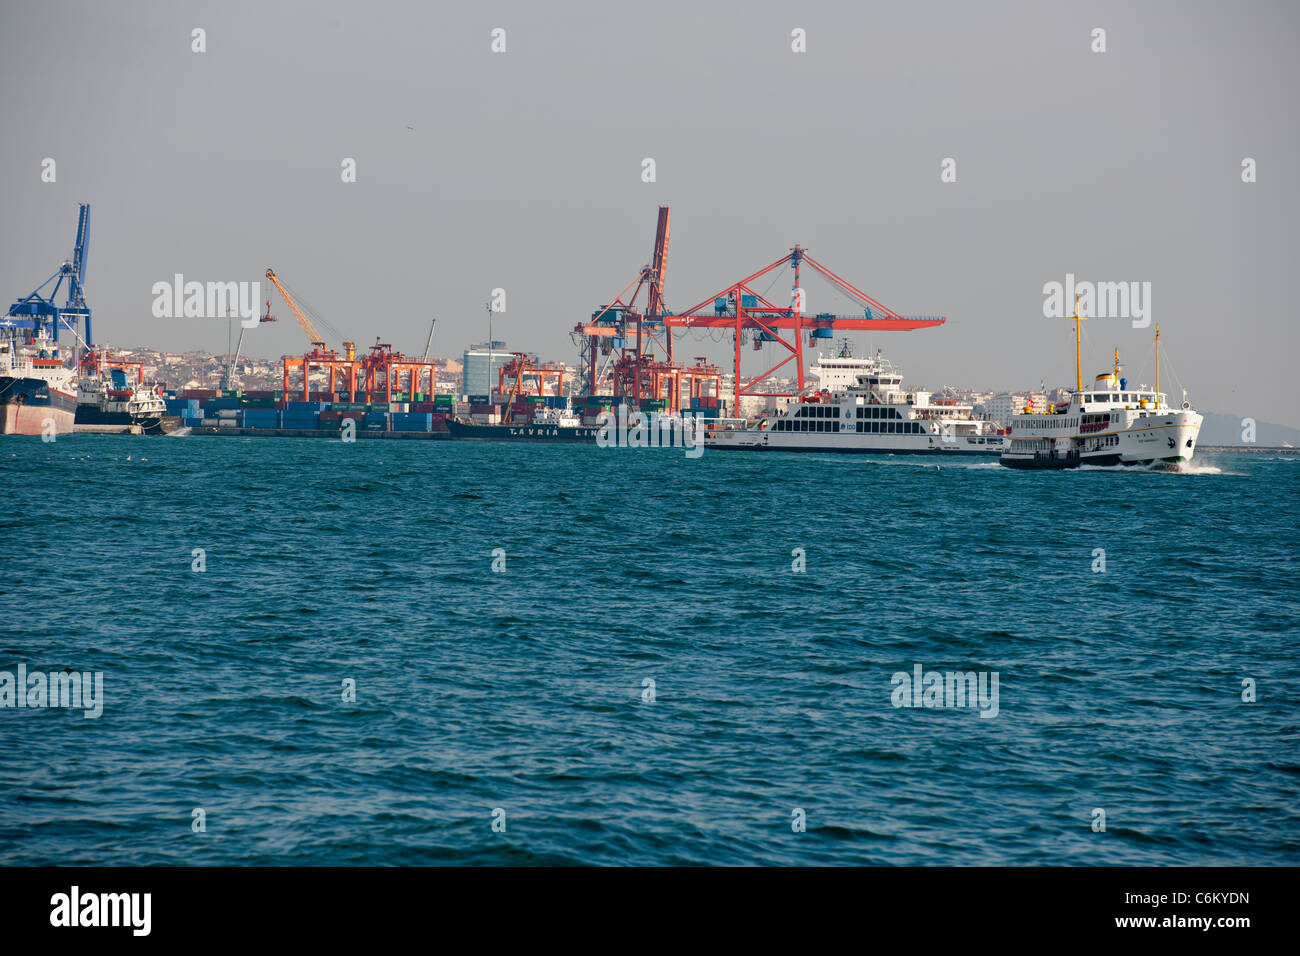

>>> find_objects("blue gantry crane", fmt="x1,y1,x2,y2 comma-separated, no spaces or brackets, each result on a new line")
3,203,93,351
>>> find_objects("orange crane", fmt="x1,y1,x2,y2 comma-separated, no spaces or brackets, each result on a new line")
266,268,331,352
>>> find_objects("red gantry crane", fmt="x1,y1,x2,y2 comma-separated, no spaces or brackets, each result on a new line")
268,268,438,404
577,207,946,414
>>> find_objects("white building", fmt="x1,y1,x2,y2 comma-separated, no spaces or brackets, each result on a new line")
462,341,512,397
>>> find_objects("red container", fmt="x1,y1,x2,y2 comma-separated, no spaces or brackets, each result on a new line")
244,389,274,399
410,402,435,413
181,388,217,400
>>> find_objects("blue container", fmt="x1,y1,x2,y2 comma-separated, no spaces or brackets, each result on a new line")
286,401,326,411
812,327,834,338
740,294,758,309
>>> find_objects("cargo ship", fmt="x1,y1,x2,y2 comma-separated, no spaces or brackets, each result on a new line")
706,343,1006,455
448,404,601,442
0,329,78,436
1000,320,1201,470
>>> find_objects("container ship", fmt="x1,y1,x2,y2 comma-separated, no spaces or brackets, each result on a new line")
0,328,78,436
706,343,1006,455
448,398,602,441
1000,320,1201,470
446,389,722,442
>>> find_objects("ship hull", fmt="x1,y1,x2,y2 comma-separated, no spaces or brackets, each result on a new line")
1000,412,1201,470
448,420,600,442
74,403,168,435
706,431,1004,455
0,377,78,437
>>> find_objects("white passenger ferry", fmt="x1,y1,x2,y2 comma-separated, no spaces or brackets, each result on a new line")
1000,316,1201,470
706,342,1006,455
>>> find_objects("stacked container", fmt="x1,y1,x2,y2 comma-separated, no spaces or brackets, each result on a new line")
390,412,432,432
240,408,280,428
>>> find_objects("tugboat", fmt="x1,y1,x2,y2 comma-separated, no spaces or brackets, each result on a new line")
999,303,1201,470
0,328,78,436
706,341,1006,455
75,349,169,434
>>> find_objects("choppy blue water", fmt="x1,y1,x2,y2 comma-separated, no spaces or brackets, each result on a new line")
1,435,1297,865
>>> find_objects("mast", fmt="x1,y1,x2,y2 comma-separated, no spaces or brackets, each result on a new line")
1073,292,1085,391
1113,347,1121,383
1154,323,1160,401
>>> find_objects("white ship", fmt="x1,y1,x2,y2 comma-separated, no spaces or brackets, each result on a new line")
1000,313,1201,470
706,342,1006,455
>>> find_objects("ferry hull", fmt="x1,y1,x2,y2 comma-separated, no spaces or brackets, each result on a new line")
706,431,1004,456
706,441,1000,456
0,377,78,436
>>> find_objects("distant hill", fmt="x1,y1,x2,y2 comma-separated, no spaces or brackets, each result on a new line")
1199,411,1300,447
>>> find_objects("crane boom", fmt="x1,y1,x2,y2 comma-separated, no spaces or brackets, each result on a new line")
265,268,327,349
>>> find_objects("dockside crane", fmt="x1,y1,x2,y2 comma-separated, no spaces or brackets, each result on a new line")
580,206,947,413
265,268,334,353
220,299,276,390
4,203,93,356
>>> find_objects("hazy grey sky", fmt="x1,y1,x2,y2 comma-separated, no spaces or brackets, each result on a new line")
2,0,1296,423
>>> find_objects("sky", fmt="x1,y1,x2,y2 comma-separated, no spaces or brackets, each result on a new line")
1,0,1296,424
